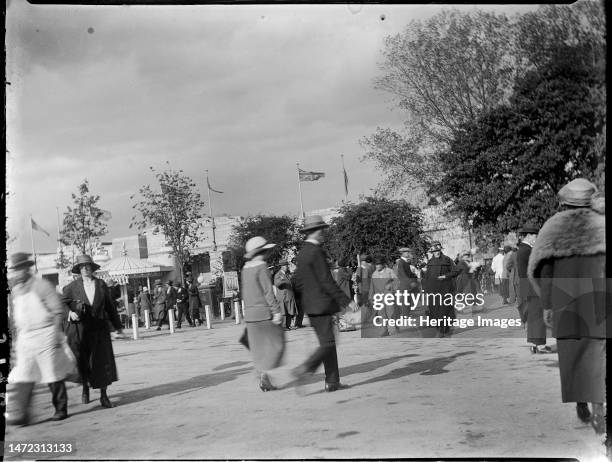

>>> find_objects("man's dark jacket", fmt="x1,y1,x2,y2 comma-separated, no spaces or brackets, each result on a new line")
516,242,537,299
294,241,350,315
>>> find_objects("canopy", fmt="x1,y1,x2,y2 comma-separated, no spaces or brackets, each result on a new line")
98,255,174,277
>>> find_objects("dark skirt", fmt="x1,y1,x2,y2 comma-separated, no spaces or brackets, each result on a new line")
525,296,546,345
557,338,605,403
65,320,118,389
246,320,285,372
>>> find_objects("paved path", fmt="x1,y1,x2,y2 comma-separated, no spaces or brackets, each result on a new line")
4,297,608,461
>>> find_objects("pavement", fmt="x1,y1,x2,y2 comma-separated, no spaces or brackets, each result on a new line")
3,295,608,461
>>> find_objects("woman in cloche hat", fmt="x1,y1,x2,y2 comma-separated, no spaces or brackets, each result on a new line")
240,236,285,391
529,178,606,434
62,255,125,409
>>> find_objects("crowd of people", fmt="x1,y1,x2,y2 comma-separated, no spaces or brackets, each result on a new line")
5,178,606,436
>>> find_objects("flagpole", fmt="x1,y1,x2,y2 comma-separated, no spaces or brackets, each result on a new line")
29,215,37,271
206,170,217,251
296,163,305,220
341,154,348,201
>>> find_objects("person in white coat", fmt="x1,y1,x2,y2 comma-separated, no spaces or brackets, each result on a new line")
490,247,505,299
6,253,74,425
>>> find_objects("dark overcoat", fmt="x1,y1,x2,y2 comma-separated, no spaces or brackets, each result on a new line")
422,254,460,320
63,277,122,389
516,241,545,342
293,242,351,316
395,258,419,292
333,267,352,300
152,287,167,319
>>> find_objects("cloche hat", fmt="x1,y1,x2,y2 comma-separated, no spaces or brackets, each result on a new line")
558,178,598,207
244,236,276,259
71,254,101,274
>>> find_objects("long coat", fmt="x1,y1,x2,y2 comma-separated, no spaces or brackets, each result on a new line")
455,260,480,295
62,277,122,389
506,251,519,303
294,242,351,316
516,241,545,342
395,258,419,292
152,286,167,319
333,267,352,300
274,270,298,316
528,196,607,403
422,254,459,319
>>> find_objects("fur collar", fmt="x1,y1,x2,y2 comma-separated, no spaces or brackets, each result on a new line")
528,199,605,293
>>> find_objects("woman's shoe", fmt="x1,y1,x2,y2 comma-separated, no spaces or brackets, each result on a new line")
100,395,113,408
259,374,277,392
576,403,591,423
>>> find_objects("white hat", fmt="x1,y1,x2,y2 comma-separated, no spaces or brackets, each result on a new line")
244,236,276,259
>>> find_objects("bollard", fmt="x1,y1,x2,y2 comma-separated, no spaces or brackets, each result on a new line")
168,309,176,334
241,300,245,318
205,305,212,329
131,314,139,340
220,301,225,321
144,310,151,330
234,300,241,324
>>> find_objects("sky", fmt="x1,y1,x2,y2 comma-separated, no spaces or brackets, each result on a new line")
6,2,539,254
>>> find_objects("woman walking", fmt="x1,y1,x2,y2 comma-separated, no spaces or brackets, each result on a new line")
241,236,285,391
63,255,124,408
529,178,607,434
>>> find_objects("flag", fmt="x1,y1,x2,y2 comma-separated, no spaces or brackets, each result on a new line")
343,167,349,196
31,218,50,237
207,177,223,194
299,168,325,182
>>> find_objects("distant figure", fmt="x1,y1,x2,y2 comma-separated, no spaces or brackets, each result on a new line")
491,247,505,298
152,280,166,326
369,256,399,337
529,178,607,434
187,275,203,326
175,282,193,328
500,246,512,304
274,260,298,330
138,287,153,323
422,241,460,337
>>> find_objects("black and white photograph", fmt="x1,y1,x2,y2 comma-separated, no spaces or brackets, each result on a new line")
3,1,608,460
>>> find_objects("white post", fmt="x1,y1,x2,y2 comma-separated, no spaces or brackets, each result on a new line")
220,301,225,320
131,314,139,340
205,305,212,329
234,300,241,324
241,300,245,317
144,310,151,330
168,309,176,334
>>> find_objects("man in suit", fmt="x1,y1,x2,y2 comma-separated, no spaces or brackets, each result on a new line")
175,282,193,328
292,215,357,392
516,223,550,353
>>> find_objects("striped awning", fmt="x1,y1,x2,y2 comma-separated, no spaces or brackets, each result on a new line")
98,255,174,277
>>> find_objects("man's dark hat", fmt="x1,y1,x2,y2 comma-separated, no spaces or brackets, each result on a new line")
518,222,539,234
300,215,329,233
71,255,101,274
9,252,35,270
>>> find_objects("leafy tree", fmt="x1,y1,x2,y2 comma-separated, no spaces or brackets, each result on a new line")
326,197,429,265
228,214,301,271
362,9,516,196
362,2,605,199
515,1,605,71
61,179,111,255
131,166,206,284
434,43,605,237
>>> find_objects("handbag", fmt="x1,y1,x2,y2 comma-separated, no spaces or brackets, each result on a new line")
61,336,81,383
